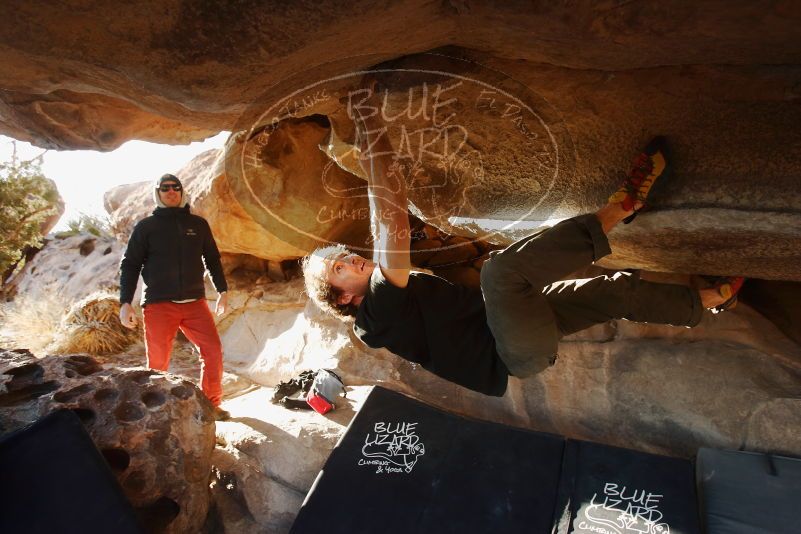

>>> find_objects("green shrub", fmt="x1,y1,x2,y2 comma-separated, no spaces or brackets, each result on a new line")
0,146,59,277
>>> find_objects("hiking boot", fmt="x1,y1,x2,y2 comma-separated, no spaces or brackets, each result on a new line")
609,136,669,223
711,276,746,313
213,407,231,421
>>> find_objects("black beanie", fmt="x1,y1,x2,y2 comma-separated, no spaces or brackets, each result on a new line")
153,173,187,208
157,173,182,187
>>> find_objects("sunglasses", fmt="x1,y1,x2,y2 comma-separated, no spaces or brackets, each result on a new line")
159,184,182,192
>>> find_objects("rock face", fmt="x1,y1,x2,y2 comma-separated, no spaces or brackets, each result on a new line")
10,233,123,304
534,324,801,458
0,350,216,534
219,277,801,454
1,2,799,148
210,385,369,534
205,276,801,530
2,3,800,278
3,5,801,530
104,130,371,260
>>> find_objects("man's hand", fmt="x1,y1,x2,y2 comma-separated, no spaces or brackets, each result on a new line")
119,303,138,329
215,292,228,316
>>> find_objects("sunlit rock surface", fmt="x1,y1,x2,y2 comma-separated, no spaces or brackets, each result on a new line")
11,233,123,303
211,385,371,534
2,2,800,278
104,128,371,260
2,3,801,530
3,233,801,531
2,2,799,148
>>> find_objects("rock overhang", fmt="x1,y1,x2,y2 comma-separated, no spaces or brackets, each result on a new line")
3,2,800,279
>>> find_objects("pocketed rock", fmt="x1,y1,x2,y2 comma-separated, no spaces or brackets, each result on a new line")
0,349,215,534
10,232,123,304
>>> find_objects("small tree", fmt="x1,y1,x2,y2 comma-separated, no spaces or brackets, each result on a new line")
0,144,60,279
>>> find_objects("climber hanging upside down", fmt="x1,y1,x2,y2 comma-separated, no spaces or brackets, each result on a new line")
302,84,744,397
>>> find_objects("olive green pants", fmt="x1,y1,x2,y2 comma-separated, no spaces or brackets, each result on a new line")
480,214,702,377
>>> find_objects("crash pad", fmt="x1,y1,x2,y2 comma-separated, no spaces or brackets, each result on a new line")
291,387,704,533
555,439,701,534
290,386,566,533
696,447,801,534
0,409,142,534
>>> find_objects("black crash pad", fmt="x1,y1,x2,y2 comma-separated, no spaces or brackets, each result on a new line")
696,447,801,534
290,386,566,534
0,409,142,534
555,440,701,534
292,386,703,534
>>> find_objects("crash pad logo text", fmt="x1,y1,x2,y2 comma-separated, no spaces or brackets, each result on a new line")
358,421,425,474
575,482,670,534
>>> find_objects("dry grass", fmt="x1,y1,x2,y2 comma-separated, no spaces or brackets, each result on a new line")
0,292,66,354
49,292,140,356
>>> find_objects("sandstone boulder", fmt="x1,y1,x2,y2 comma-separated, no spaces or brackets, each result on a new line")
2,3,799,279
104,120,371,261
100,55,801,277
210,385,371,534
1,233,127,355
10,232,123,304
1,2,799,148
0,350,216,534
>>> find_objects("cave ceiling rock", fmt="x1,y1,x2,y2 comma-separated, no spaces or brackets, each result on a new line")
2,1,800,148
3,2,801,277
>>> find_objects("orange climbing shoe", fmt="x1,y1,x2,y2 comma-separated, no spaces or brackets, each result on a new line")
609,136,670,223
707,276,746,313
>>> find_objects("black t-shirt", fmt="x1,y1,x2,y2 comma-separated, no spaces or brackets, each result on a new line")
354,268,509,396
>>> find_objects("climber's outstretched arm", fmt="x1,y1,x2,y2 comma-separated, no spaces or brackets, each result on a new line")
351,85,411,288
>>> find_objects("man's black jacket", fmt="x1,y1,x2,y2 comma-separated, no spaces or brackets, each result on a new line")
119,206,227,305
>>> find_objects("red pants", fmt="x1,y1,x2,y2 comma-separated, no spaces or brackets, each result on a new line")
143,300,224,406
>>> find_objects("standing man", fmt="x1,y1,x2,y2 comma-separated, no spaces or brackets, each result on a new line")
119,173,230,420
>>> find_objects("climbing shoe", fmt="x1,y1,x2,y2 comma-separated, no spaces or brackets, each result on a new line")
609,136,669,223
705,276,746,313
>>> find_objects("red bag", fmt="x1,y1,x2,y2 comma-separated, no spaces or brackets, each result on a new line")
305,370,346,414
306,389,335,415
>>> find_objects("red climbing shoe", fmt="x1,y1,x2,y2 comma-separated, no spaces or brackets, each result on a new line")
609,136,670,223
708,276,746,313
